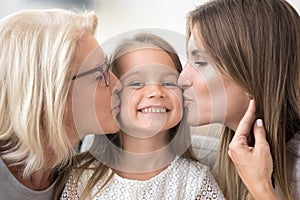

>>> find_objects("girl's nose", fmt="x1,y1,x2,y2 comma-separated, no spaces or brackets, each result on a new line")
145,84,165,99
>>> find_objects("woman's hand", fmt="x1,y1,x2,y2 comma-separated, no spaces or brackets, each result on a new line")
228,100,279,200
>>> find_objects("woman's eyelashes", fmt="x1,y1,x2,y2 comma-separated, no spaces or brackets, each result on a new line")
194,61,208,67
96,74,103,81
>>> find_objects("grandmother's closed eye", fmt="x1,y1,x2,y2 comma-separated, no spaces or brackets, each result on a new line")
72,57,111,87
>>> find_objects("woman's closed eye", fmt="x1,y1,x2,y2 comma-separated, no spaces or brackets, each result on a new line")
96,74,103,81
194,61,208,67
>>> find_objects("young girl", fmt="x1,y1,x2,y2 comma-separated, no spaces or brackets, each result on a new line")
179,0,300,199
61,33,225,199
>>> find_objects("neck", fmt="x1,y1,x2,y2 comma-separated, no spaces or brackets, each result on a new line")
224,116,240,131
115,130,176,180
9,165,56,191
226,122,238,132
115,150,175,180
64,126,81,147
6,147,58,191
121,130,170,153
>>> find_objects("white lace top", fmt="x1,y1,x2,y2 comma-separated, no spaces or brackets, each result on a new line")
61,157,225,200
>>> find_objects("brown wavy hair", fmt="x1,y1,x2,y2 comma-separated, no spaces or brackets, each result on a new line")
187,0,300,199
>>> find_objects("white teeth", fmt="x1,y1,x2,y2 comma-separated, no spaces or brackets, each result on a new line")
141,108,167,113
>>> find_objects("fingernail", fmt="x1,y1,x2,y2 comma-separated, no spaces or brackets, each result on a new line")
256,119,263,127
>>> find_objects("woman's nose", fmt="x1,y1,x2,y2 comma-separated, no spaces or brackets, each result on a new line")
178,64,192,89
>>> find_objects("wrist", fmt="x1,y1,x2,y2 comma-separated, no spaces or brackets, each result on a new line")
249,180,279,200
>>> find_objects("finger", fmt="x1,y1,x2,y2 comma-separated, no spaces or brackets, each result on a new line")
253,119,267,145
228,149,235,162
235,99,256,137
228,141,253,161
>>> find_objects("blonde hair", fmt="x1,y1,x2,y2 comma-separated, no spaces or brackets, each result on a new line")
71,33,198,199
0,9,97,178
187,0,300,200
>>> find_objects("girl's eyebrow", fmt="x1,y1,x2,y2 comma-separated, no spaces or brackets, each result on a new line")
121,69,178,81
120,70,141,81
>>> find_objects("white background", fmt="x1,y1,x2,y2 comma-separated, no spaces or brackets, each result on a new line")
1,0,299,43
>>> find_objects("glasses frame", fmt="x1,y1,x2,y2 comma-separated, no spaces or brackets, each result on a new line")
72,59,110,87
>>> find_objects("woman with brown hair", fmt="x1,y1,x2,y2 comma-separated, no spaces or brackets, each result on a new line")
179,0,300,199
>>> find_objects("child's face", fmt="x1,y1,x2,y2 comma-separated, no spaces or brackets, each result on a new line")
117,48,183,138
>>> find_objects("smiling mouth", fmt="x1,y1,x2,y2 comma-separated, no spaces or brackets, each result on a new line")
139,107,169,113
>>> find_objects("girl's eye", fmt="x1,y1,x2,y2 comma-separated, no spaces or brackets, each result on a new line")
96,75,103,81
194,61,208,67
128,82,145,88
161,82,178,87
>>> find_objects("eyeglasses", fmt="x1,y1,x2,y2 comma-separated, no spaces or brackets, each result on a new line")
72,59,110,87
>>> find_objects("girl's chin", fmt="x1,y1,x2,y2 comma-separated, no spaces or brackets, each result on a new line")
137,112,167,125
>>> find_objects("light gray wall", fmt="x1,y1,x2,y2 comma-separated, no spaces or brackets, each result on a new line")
94,0,300,43
1,0,299,43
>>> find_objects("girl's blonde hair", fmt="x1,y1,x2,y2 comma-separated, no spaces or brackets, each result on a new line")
0,9,97,178
72,32,198,200
187,0,300,199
